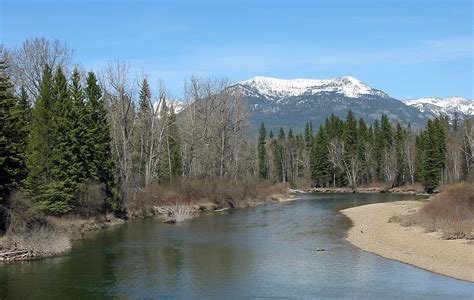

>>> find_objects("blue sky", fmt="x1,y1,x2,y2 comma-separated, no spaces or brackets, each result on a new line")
1,0,473,99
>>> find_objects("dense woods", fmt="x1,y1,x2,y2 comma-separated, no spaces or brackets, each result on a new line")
0,38,473,232
257,112,472,192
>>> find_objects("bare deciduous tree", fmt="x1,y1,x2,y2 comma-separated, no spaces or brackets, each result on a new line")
4,38,73,98
328,138,360,189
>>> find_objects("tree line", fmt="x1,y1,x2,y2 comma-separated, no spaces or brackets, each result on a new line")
257,111,473,192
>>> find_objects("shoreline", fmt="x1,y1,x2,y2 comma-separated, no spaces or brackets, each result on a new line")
0,190,299,262
341,201,474,283
307,187,429,195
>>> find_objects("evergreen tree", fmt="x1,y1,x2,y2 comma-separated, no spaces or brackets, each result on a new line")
343,110,358,154
257,122,267,179
68,69,88,184
18,86,31,132
85,71,116,209
394,123,407,185
372,119,383,180
380,113,393,147
39,66,75,214
26,65,55,199
304,121,313,150
0,61,28,204
418,118,447,192
415,133,426,182
136,78,152,184
139,79,151,113
310,126,331,186
357,118,369,184
287,128,296,182
273,128,285,182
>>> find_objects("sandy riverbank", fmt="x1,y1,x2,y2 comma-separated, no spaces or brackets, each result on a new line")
341,201,474,282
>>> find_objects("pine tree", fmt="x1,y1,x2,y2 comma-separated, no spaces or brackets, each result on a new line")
343,110,358,154
310,126,331,186
419,118,447,193
68,69,88,184
357,118,369,184
136,78,152,184
380,113,393,147
42,66,75,214
0,61,28,204
394,123,407,186
372,119,383,180
304,121,313,150
415,133,426,182
26,65,55,199
257,122,267,179
85,72,116,209
273,128,285,182
139,79,151,114
287,128,296,182
18,86,31,132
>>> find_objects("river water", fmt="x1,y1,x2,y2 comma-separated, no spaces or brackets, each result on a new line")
1,193,473,299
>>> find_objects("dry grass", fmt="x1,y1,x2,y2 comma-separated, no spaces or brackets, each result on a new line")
1,192,104,259
393,182,474,239
1,226,71,258
126,178,289,216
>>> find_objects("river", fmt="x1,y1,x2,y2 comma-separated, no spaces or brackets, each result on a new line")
1,193,473,299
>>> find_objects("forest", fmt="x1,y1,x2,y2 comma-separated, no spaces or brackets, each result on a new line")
1,38,473,233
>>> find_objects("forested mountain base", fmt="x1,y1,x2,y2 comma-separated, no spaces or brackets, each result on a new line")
256,112,472,192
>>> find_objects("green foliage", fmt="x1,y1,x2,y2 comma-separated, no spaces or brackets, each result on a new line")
0,61,28,204
84,72,117,210
26,64,55,196
272,128,285,182
25,66,116,214
304,121,313,150
417,118,447,192
160,100,183,182
257,122,267,179
310,126,331,186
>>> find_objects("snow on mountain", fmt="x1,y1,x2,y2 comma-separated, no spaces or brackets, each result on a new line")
236,76,388,99
231,75,428,134
403,97,474,117
153,99,186,115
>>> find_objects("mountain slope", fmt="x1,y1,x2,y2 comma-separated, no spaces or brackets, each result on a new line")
403,97,474,119
232,76,428,133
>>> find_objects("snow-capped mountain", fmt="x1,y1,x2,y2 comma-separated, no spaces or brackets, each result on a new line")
238,76,389,99
231,76,428,133
403,97,474,118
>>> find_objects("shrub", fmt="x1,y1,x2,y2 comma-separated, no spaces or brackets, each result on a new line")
396,182,474,239
73,182,106,218
6,192,45,234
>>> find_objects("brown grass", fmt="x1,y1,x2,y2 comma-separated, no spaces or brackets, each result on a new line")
393,182,474,239
125,178,289,216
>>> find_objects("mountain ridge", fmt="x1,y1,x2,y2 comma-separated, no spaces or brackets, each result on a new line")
231,75,427,133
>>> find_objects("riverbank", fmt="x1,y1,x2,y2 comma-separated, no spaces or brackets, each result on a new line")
308,185,428,195
0,189,298,261
341,201,474,282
